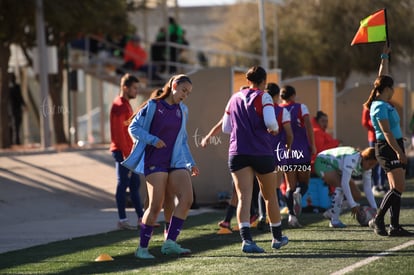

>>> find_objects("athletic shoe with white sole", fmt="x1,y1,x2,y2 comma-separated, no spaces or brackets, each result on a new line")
293,191,302,216
388,225,414,237
368,217,387,236
135,247,155,259
329,220,347,228
161,239,191,255
117,221,137,230
271,236,289,249
288,215,302,228
241,240,265,253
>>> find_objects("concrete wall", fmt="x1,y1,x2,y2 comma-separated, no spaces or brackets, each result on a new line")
185,67,234,204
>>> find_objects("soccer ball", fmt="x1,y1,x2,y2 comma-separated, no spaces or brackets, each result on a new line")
356,206,377,226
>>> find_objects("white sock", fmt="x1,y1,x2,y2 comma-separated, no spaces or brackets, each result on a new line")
331,187,344,223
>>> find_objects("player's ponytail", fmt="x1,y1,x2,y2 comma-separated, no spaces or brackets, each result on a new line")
363,75,394,109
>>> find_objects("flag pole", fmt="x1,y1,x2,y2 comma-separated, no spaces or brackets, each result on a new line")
383,8,391,63
383,8,390,47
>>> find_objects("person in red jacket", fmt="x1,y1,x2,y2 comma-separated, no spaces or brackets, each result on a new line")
119,35,161,81
311,111,340,172
361,106,387,195
110,73,143,230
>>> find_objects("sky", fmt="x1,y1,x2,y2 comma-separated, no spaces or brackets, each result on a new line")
177,0,236,7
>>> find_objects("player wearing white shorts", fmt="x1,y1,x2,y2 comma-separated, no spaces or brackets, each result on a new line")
314,146,378,228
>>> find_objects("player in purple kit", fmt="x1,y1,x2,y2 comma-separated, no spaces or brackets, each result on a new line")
279,85,316,228
222,66,288,253
123,74,200,259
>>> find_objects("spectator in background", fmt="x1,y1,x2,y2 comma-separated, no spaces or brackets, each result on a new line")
118,35,161,81
151,27,167,73
8,73,26,145
107,34,128,58
168,17,184,73
311,111,340,173
178,29,191,66
110,74,144,230
362,106,387,196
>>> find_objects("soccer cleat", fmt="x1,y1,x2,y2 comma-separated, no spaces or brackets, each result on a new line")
293,191,302,216
256,218,267,231
329,220,347,228
323,209,333,220
368,218,388,236
135,247,155,259
241,240,265,253
288,215,302,228
271,236,289,249
388,225,414,237
218,220,231,229
161,239,191,255
372,186,385,197
117,220,137,230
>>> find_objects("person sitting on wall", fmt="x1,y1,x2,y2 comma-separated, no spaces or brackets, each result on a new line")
117,35,162,81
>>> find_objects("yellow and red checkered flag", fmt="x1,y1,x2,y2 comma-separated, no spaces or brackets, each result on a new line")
351,9,388,46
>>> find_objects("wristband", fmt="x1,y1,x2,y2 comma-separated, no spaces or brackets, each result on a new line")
381,53,389,59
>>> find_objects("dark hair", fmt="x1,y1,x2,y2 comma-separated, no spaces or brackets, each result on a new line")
361,147,376,161
136,74,192,112
120,73,139,90
266,82,280,97
363,75,394,109
246,66,267,85
280,85,296,100
315,110,327,121
169,16,176,24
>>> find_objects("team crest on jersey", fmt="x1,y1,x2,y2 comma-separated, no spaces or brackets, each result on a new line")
176,109,182,118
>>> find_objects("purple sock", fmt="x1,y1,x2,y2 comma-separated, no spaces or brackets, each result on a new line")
139,223,154,248
166,216,184,241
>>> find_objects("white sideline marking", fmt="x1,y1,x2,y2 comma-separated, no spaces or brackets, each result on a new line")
331,240,414,275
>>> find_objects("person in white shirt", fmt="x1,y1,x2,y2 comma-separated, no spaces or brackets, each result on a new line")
314,146,378,228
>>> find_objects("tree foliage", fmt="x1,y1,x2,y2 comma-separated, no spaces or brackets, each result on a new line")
214,0,414,89
0,0,133,148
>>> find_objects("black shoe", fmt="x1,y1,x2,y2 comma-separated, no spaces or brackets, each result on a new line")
368,217,388,236
256,218,267,231
190,203,200,209
388,225,414,237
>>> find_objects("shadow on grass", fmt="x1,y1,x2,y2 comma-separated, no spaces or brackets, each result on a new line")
0,212,224,274
1,180,413,274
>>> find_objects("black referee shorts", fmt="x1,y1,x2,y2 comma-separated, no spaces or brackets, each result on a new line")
375,138,406,172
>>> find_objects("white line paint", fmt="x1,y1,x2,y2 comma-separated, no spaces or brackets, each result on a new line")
331,240,414,275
